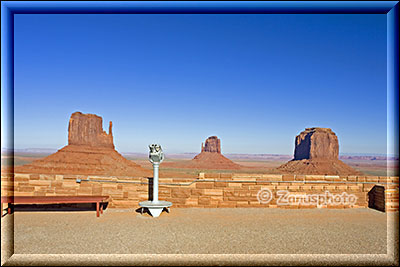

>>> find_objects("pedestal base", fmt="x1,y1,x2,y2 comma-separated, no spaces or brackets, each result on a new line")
139,200,172,217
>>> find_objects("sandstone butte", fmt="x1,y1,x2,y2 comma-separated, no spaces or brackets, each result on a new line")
277,127,362,175
164,136,242,170
15,112,151,177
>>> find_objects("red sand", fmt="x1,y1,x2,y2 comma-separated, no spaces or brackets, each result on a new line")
164,151,242,170
15,145,151,177
277,159,362,175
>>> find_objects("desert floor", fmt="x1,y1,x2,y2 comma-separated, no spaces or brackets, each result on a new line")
5,152,398,178
2,208,397,256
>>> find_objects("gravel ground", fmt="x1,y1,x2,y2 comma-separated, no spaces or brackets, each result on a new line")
2,208,396,256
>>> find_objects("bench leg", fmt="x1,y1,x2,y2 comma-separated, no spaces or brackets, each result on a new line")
8,203,12,215
96,202,100,217
100,203,103,214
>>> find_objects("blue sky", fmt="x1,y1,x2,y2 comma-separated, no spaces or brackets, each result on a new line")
13,14,387,155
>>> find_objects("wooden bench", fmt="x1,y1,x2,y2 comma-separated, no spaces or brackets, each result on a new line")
1,196,110,217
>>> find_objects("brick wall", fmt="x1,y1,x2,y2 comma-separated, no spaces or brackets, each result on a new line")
1,173,399,212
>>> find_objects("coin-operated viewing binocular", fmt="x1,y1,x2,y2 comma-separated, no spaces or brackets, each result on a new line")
149,144,164,164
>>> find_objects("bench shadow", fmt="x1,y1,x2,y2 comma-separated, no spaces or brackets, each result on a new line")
7,202,109,213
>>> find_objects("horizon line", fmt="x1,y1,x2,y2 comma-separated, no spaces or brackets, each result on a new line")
2,147,398,158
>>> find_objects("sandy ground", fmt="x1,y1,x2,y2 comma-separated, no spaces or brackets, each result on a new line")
1,208,397,257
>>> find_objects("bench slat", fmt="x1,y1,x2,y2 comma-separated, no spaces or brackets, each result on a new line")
1,196,109,204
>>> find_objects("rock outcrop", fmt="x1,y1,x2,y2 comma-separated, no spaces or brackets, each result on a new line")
68,112,114,149
201,136,221,153
16,112,151,177
277,127,361,175
165,136,241,170
294,128,338,160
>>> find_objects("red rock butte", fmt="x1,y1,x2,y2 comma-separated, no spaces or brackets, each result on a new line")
277,127,361,175
68,112,114,149
201,136,221,153
16,112,151,177
165,136,241,170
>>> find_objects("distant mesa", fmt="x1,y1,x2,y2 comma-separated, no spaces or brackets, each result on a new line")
277,127,362,175
16,112,151,177
165,136,242,170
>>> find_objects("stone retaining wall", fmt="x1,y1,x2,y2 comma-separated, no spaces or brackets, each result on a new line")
1,173,399,212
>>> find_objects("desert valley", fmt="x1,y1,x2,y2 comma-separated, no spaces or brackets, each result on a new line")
3,150,397,178
2,112,397,178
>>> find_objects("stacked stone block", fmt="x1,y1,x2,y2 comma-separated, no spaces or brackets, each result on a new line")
1,172,398,212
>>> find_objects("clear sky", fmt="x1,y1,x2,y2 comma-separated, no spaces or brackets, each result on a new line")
13,14,387,155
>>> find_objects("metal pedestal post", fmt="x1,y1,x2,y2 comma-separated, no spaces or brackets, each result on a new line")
139,144,172,217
